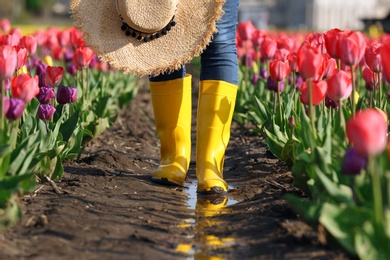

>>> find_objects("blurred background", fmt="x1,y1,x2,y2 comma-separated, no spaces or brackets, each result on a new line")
1,0,390,32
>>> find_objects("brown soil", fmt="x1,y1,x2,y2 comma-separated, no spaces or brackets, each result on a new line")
0,72,350,260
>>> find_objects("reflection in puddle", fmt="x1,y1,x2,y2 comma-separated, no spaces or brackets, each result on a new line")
184,180,241,210
176,180,242,259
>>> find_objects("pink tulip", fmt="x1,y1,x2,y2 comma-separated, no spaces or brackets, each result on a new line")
381,37,390,84
0,18,11,32
14,46,28,70
346,108,388,156
326,69,352,102
287,52,298,73
339,31,367,66
297,43,324,81
237,21,256,41
0,45,17,80
365,42,382,73
269,59,290,82
11,74,40,103
300,80,328,106
322,54,337,79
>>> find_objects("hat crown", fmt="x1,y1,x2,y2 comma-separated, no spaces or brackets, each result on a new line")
117,0,178,34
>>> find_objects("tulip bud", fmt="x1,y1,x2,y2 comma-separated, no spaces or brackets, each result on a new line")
342,148,367,175
5,98,25,121
57,86,77,104
37,104,56,121
37,86,55,104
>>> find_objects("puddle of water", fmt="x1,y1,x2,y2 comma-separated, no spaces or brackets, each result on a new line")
176,180,242,258
183,180,241,210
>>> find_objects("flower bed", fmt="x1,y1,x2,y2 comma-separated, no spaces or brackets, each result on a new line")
0,19,138,230
234,21,390,259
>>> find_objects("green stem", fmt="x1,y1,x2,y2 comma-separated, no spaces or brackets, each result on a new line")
350,66,356,116
277,81,283,132
369,156,384,227
0,80,4,134
308,79,317,140
378,72,382,109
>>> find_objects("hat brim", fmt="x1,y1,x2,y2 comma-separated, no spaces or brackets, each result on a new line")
70,0,225,76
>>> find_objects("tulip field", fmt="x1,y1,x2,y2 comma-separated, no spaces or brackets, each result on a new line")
235,21,390,258
1,17,390,259
0,19,138,230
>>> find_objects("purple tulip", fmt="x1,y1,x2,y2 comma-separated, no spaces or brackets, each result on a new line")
64,50,74,63
295,76,304,91
66,64,77,76
36,62,47,87
342,148,368,176
37,86,55,104
89,55,98,69
37,104,56,121
251,73,259,85
325,96,339,109
57,86,77,104
266,76,284,92
5,98,25,120
260,68,268,79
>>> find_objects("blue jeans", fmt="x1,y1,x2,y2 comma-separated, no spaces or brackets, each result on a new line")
149,0,239,85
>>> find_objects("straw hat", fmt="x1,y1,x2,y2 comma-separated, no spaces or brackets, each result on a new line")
70,0,226,76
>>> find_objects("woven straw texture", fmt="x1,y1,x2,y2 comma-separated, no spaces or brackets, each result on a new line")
70,0,226,76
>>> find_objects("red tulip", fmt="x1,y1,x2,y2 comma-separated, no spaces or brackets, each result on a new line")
297,43,324,81
0,33,20,46
237,21,256,41
365,42,382,73
321,54,337,80
339,31,366,66
260,36,277,60
326,69,352,102
11,74,40,103
323,28,344,59
46,66,65,87
300,80,328,106
69,27,85,49
381,37,390,83
73,47,94,70
20,35,37,55
269,59,290,82
346,108,387,156
0,45,17,80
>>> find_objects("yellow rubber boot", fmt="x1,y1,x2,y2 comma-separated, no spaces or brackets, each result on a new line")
196,80,238,194
149,74,192,186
